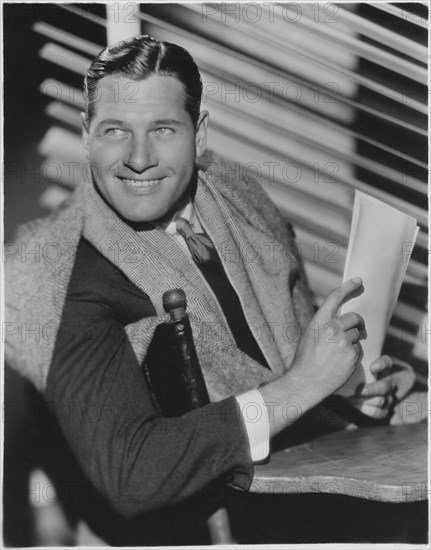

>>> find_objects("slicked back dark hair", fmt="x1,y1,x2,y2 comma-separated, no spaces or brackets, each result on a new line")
84,35,203,127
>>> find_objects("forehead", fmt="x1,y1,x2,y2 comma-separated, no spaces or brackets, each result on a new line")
91,73,189,122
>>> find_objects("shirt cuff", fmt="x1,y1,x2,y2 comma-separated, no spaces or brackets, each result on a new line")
235,389,270,462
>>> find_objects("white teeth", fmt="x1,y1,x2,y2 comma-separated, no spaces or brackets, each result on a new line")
122,178,160,188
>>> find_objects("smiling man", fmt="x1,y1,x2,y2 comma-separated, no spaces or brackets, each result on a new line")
5,35,414,545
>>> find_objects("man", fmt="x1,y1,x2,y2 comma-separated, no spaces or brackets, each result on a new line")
5,35,414,544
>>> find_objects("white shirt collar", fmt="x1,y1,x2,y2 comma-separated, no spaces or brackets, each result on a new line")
156,196,203,235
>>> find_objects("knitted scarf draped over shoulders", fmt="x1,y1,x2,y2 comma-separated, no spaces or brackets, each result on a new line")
5,152,315,401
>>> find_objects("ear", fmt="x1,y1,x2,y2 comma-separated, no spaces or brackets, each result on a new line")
81,112,90,159
195,110,209,158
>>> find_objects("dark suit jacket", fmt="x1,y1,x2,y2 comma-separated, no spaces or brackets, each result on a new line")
44,235,264,544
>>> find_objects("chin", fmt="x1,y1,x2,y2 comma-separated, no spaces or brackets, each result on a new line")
119,206,166,224
120,211,154,223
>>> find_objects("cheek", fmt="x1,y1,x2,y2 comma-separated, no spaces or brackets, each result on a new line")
90,142,125,169
162,138,196,170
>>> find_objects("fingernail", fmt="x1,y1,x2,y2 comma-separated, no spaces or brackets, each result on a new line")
352,277,362,284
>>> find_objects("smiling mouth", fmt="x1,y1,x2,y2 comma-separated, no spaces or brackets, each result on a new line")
118,177,163,190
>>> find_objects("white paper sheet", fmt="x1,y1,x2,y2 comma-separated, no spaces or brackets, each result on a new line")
336,191,419,397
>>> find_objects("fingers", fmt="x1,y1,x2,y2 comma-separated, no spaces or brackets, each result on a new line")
344,328,360,344
338,312,365,333
350,399,392,420
391,360,415,400
358,395,393,408
370,355,393,378
319,278,364,318
329,312,365,344
338,313,366,345
350,393,394,420
359,376,394,397
392,367,415,400
360,359,415,402
361,358,414,402
350,395,393,409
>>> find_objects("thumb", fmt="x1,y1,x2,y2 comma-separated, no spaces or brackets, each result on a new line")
318,278,364,319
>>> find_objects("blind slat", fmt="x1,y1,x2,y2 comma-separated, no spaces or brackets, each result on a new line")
371,3,428,29
33,21,101,55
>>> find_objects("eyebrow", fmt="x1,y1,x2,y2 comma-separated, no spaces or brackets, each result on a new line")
150,119,187,127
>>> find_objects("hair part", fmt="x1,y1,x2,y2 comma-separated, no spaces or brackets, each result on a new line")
84,35,203,127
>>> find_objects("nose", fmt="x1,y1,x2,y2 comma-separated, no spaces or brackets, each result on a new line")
123,135,157,173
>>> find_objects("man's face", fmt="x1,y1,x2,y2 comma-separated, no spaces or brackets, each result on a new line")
82,74,208,222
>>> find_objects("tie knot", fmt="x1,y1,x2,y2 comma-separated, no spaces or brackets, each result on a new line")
175,217,194,238
175,217,220,267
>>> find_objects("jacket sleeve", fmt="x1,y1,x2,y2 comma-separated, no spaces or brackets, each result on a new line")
45,293,254,517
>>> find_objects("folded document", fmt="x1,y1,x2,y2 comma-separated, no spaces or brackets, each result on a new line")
336,191,419,397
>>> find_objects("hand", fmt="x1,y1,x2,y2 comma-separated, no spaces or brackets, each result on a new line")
260,278,366,437
348,356,415,419
290,277,366,403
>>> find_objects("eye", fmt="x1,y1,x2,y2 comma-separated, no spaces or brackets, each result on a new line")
105,128,128,137
153,127,174,136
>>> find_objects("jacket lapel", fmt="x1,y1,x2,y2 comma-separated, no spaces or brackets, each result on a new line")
195,171,301,375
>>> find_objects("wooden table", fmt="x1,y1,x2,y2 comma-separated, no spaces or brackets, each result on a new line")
251,423,428,503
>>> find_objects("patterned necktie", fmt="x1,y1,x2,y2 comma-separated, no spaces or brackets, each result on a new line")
175,217,220,267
